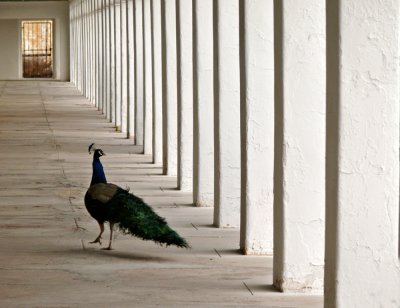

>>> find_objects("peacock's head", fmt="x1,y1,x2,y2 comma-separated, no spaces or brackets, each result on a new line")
88,143,106,159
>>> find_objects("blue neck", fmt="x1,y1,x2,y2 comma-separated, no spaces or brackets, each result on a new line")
91,157,107,186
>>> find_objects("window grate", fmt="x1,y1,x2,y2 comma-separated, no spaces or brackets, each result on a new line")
22,20,53,78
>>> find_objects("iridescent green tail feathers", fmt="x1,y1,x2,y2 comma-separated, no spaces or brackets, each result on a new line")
107,188,190,248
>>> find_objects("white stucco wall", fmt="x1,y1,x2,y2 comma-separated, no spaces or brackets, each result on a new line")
239,0,274,255
135,0,144,145
214,0,240,227
325,0,400,306
0,1,70,81
161,0,178,176
151,0,163,164
143,0,153,155
193,0,214,207
273,0,325,293
176,0,193,192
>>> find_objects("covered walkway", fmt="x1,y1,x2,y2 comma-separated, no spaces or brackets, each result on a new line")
0,81,321,307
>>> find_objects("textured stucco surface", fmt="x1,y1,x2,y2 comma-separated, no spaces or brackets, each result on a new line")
134,0,144,144
151,0,163,164
193,0,214,207
120,0,128,134
161,0,178,176
239,0,274,255
143,0,153,155
214,0,241,228
127,0,135,137
114,0,122,130
273,0,325,293
325,1,400,307
176,0,194,193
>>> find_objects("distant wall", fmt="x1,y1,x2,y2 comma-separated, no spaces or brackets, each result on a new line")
0,1,70,81
0,19,19,80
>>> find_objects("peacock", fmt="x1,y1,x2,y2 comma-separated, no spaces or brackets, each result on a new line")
84,143,190,250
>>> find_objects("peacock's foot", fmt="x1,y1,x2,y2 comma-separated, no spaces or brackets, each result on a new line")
101,246,112,250
89,237,102,245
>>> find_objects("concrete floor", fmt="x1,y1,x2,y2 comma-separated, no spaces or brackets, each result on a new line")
0,81,323,307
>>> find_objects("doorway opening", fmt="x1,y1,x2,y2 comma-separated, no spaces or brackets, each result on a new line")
21,20,53,78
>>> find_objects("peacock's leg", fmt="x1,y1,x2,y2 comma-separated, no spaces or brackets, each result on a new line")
102,222,114,250
90,222,104,244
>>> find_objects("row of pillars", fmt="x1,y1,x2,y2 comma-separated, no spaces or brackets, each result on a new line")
69,0,400,306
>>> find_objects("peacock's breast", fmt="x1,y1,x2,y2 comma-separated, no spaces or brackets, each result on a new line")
84,190,109,224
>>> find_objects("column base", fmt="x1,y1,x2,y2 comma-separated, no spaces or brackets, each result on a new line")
273,274,323,294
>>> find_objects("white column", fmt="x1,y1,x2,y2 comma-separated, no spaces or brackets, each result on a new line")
110,0,117,124
115,0,122,130
272,0,325,292
127,0,135,137
161,0,178,176
193,0,213,206
102,0,108,116
80,1,86,97
87,0,93,102
85,0,89,97
87,0,91,99
107,0,114,121
135,0,144,145
90,0,95,101
99,0,105,110
213,0,240,227
77,1,83,92
82,0,87,97
94,0,100,108
151,0,163,164
71,2,76,85
143,0,153,154
121,0,128,134
91,0,95,102
239,0,274,255
69,3,73,85
176,0,193,191
325,1,400,307
105,0,112,120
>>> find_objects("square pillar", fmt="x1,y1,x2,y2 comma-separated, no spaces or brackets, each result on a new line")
96,0,103,109
82,0,87,98
161,0,178,176
135,0,144,145
78,1,83,92
110,0,117,124
120,0,128,134
273,0,325,293
151,0,163,164
89,0,95,103
239,0,274,255
127,0,135,137
115,0,122,130
213,0,240,227
193,0,214,206
143,0,153,154
92,0,98,105
176,0,193,192
105,0,112,120
101,0,107,114
325,1,400,307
